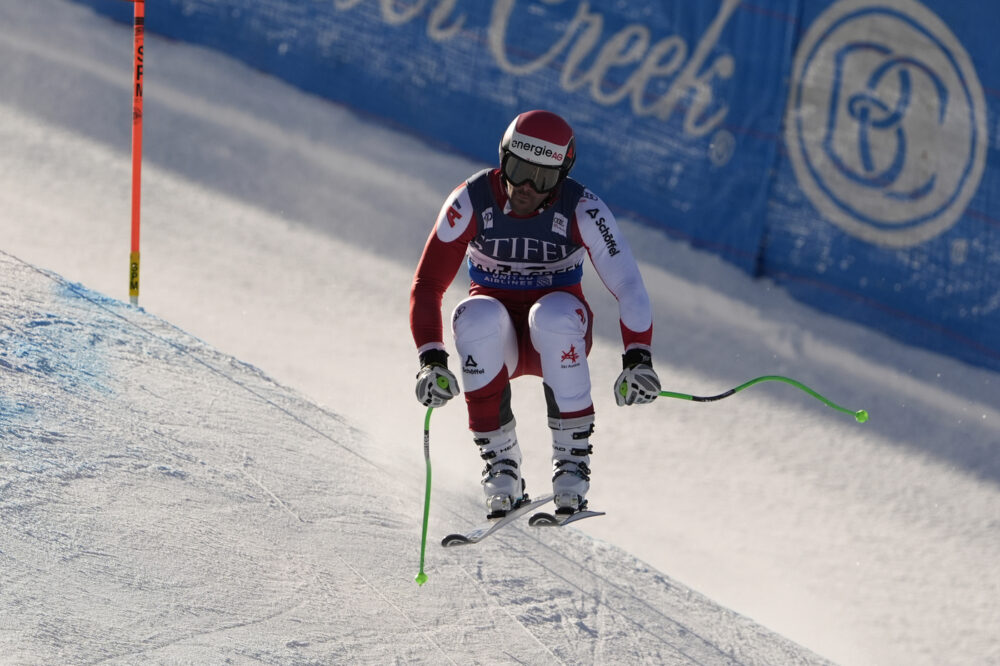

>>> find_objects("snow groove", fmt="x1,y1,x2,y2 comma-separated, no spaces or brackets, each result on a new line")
502,526,738,665
480,528,739,666
325,544,461,665
453,560,567,665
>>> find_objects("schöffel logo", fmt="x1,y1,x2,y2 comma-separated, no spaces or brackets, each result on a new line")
464,355,484,375
784,0,987,247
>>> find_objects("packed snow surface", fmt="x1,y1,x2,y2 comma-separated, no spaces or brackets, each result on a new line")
2,2,998,664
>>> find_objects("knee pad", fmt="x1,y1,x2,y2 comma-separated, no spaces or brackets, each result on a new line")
530,293,592,415
452,296,517,394
528,292,588,340
452,296,511,343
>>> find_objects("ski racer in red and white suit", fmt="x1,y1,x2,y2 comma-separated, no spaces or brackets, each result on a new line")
410,110,660,518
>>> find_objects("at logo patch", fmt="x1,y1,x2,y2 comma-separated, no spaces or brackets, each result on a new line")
561,345,580,367
446,203,463,227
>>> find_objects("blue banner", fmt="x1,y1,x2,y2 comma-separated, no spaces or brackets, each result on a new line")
71,0,999,372
771,0,999,371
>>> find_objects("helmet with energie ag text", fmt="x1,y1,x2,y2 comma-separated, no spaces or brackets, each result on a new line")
498,110,576,193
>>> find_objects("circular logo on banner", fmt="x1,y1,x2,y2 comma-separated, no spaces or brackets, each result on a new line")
785,0,987,247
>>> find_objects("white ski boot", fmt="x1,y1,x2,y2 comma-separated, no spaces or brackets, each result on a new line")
474,420,526,519
551,415,594,515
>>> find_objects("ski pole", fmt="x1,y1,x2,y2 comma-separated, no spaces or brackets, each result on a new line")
658,375,869,422
415,405,434,586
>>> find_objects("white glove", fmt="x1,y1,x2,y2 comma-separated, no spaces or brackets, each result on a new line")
415,349,460,407
614,348,660,406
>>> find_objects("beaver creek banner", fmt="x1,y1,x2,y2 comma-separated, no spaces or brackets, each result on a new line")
73,0,999,372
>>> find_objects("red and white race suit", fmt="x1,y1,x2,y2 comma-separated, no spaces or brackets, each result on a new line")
410,168,652,432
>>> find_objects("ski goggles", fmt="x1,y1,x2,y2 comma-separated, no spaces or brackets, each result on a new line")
501,153,563,193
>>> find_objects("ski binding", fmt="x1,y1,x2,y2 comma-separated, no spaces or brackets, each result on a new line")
528,509,605,527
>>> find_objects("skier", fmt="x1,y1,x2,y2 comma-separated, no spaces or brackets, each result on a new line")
410,109,660,519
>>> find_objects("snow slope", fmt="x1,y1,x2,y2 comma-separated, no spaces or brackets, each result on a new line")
1,249,828,664
2,1,999,664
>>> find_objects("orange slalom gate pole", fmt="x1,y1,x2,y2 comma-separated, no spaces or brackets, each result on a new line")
128,0,144,305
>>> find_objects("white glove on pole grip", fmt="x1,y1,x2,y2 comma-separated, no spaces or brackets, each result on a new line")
615,348,660,406
415,349,460,407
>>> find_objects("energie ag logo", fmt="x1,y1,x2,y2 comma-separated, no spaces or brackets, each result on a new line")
785,0,987,247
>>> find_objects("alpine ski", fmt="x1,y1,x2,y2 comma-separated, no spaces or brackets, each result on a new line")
441,494,554,547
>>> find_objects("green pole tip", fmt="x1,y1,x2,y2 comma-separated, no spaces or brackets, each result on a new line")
436,376,450,390
415,571,428,586
855,410,869,423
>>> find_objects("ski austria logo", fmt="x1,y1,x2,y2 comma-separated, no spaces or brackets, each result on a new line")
784,0,987,247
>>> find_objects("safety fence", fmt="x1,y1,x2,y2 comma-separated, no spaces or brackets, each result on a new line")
73,0,1000,372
